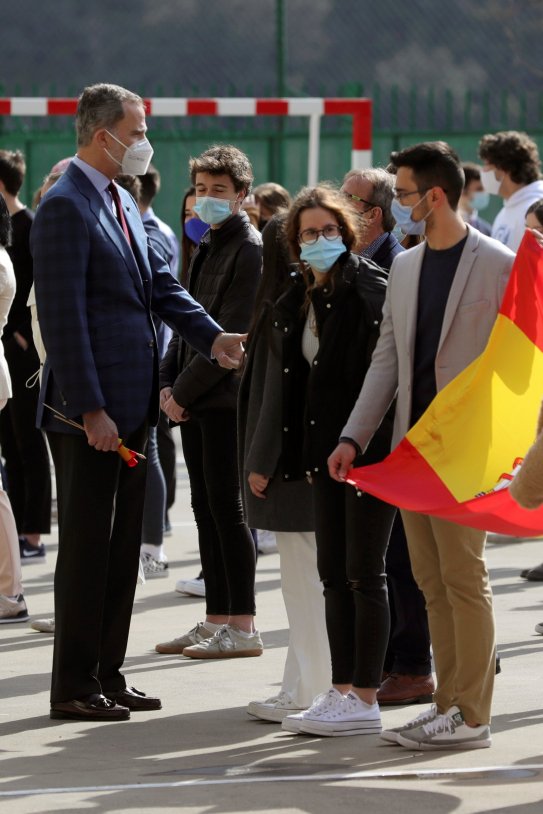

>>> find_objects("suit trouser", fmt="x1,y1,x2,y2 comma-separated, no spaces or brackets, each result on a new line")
276,531,331,706
47,424,148,703
0,489,23,596
400,510,495,724
384,512,431,676
0,337,51,534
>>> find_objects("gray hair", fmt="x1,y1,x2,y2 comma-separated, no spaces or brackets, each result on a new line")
343,167,396,232
76,83,144,147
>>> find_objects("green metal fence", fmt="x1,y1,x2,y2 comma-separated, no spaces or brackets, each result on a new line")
2,85,543,238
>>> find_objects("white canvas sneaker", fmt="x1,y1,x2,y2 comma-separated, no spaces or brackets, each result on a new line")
397,705,491,750
247,692,305,722
281,688,344,734
299,690,382,737
381,703,439,743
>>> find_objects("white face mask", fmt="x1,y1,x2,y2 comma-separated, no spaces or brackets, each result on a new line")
105,130,154,175
480,168,502,196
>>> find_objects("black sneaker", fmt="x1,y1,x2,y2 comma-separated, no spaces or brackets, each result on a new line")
19,537,46,563
0,593,29,623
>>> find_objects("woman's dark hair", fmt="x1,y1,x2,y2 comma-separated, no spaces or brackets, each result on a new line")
285,184,360,291
246,211,291,353
0,193,12,248
179,185,196,287
526,198,543,227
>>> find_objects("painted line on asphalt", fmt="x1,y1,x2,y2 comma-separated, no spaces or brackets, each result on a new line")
1,764,542,798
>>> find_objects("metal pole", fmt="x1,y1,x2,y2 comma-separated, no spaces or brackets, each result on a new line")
275,0,286,185
308,113,321,186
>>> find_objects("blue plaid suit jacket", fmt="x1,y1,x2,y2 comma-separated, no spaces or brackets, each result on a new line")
31,162,221,437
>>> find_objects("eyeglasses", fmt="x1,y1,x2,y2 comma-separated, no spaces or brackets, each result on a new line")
343,191,377,208
298,225,342,245
393,188,429,202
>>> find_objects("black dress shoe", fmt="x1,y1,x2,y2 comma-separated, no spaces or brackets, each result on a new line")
50,693,130,721
520,563,543,580
106,686,162,711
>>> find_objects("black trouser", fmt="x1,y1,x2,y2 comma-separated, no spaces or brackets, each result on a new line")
47,424,148,703
312,473,396,688
180,410,256,616
383,512,432,676
0,337,51,533
157,409,176,512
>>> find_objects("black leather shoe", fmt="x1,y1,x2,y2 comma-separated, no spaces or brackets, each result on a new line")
106,686,162,711
520,563,543,580
50,693,130,721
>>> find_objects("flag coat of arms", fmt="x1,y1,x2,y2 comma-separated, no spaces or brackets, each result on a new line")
348,231,543,536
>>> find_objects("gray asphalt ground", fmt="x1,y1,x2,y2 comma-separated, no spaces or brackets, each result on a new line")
1,454,543,814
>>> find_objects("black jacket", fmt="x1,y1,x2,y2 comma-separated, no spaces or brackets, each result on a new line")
272,252,393,480
371,231,404,271
160,211,262,414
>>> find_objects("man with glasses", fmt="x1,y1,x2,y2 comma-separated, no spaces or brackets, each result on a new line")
329,141,515,750
341,168,404,270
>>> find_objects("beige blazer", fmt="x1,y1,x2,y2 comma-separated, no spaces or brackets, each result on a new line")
0,246,15,404
342,225,515,452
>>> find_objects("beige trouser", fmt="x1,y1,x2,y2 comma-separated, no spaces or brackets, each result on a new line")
276,531,331,706
400,510,495,725
0,489,23,597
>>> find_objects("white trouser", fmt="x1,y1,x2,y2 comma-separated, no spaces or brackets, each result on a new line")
0,489,23,597
276,531,331,706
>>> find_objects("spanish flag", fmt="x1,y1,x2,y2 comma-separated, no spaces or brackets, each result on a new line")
348,231,543,536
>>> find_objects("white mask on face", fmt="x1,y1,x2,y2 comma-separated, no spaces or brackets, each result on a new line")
105,130,154,175
480,168,502,196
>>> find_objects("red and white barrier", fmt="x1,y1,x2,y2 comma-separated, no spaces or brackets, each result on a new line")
0,97,372,184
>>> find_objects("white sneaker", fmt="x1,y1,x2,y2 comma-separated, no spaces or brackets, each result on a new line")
175,576,206,597
257,529,278,554
247,692,305,722
535,621,543,634
282,688,344,734
299,691,381,737
30,617,55,633
0,594,29,624
397,705,491,750
381,703,438,743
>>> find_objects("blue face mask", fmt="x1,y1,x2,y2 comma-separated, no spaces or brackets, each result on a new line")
299,235,346,273
470,190,490,212
391,194,432,236
193,195,235,226
184,217,209,245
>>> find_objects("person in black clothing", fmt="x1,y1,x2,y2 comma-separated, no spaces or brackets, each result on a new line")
274,184,396,737
157,145,263,660
0,150,51,561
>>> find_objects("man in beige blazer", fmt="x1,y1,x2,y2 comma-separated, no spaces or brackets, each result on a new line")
329,142,515,751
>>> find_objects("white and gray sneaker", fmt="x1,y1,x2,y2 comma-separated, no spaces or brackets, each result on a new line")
397,705,491,750
141,551,169,578
247,692,305,722
155,621,216,654
0,594,29,624
299,690,382,737
183,624,263,659
282,688,344,734
381,703,439,744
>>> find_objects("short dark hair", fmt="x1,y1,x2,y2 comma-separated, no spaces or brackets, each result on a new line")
0,192,12,247
115,174,142,203
189,144,254,194
253,182,291,213
478,131,541,185
76,83,143,147
0,149,26,196
526,198,543,227
139,164,161,208
462,162,483,188
389,141,465,209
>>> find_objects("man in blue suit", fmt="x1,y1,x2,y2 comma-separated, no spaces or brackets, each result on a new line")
31,83,246,721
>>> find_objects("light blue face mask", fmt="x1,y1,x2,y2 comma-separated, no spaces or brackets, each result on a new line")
193,195,234,226
391,192,432,236
299,235,346,273
470,190,490,211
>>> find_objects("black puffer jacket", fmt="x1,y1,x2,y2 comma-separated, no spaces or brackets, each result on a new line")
160,211,262,414
272,252,393,479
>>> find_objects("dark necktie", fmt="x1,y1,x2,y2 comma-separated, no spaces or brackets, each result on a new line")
108,182,132,246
